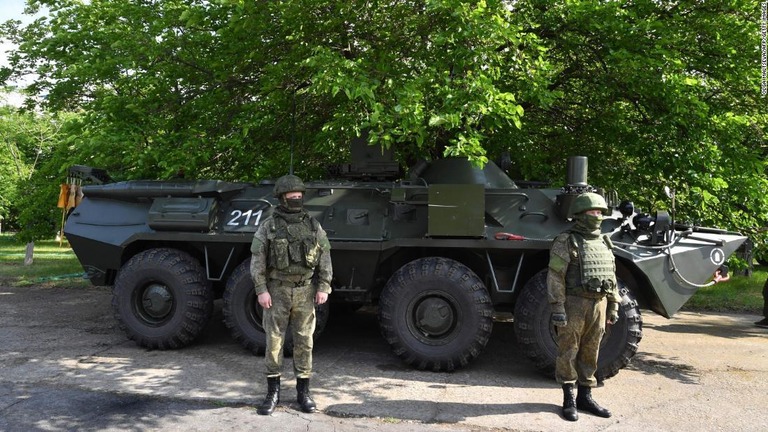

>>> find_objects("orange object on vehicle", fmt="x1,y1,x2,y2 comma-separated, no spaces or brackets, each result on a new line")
57,184,69,208
66,183,77,209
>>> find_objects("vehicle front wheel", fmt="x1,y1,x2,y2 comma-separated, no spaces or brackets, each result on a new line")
378,257,494,371
112,248,213,349
513,269,642,381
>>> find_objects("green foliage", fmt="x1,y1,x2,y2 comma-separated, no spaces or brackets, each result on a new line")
15,169,63,243
498,0,767,239
0,142,20,227
0,103,66,233
0,0,765,243
0,106,29,229
302,0,543,165
682,266,767,313
2,0,546,178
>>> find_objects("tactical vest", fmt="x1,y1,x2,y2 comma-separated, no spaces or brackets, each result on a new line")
266,210,322,280
565,233,615,293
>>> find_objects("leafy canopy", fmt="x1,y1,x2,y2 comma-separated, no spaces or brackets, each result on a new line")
0,0,765,243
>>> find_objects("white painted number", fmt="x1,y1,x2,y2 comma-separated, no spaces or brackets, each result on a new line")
227,209,263,227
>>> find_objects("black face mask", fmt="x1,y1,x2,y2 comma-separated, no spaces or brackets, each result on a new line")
283,197,303,212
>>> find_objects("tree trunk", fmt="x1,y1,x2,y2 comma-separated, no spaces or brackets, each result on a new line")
24,241,34,265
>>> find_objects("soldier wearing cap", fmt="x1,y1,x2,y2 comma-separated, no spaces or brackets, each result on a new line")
250,174,332,415
548,192,621,422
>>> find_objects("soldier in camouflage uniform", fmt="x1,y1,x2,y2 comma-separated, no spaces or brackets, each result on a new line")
250,174,333,415
547,192,622,422
756,277,768,328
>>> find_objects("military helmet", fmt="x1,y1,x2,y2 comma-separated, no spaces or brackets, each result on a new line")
571,192,609,215
273,174,306,197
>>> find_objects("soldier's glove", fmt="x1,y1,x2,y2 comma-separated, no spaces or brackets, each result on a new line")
551,312,567,327
607,303,619,325
607,311,619,325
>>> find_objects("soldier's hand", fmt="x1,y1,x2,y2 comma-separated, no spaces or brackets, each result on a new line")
258,292,272,309
551,312,567,327
607,310,619,325
607,302,619,325
315,292,328,305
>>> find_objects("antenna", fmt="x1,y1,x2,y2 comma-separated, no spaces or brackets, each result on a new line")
290,89,295,175
288,82,310,176
665,185,676,232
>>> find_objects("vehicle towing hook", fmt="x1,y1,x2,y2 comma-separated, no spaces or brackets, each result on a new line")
494,232,525,241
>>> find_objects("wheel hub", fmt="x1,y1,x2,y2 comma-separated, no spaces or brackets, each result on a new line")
141,283,173,320
414,297,454,337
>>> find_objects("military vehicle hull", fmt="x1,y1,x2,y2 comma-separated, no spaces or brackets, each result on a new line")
64,158,746,379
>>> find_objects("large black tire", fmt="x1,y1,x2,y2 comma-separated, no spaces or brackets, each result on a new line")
513,269,642,381
222,260,329,356
378,257,494,371
112,248,213,349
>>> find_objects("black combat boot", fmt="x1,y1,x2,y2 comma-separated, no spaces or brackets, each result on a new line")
257,376,281,415
576,385,611,418
296,378,317,413
561,384,578,421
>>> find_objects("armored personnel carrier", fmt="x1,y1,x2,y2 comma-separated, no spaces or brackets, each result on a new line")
64,146,746,380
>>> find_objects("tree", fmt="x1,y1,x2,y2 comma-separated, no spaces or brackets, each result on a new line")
503,0,767,233
2,0,545,178
0,103,62,232
1,0,765,242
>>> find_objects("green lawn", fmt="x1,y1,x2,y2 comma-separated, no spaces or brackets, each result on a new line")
0,232,764,313
0,233,89,288
681,267,765,314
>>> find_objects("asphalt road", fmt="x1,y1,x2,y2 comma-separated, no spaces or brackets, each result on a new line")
1,284,766,432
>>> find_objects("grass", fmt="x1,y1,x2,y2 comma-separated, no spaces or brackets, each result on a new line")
0,233,90,288
681,267,766,314
0,232,764,313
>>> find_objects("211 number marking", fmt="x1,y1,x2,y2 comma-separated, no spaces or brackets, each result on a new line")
227,209,263,227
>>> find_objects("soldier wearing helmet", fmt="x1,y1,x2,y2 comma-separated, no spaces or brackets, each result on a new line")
547,192,622,422
250,174,333,415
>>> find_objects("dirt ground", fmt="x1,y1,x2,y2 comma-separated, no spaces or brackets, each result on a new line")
1,284,766,431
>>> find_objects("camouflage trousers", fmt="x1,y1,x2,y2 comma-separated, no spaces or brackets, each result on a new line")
263,282,316,379
555,294,607,387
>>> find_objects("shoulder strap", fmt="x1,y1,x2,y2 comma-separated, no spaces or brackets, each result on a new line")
266,215,279,232
310,215,320,232
568,232,581,250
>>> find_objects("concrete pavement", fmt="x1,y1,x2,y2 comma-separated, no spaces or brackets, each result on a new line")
1,284,766,431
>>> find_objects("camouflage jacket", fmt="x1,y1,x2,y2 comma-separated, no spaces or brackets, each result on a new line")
249,208,332,296
547,232,621,315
